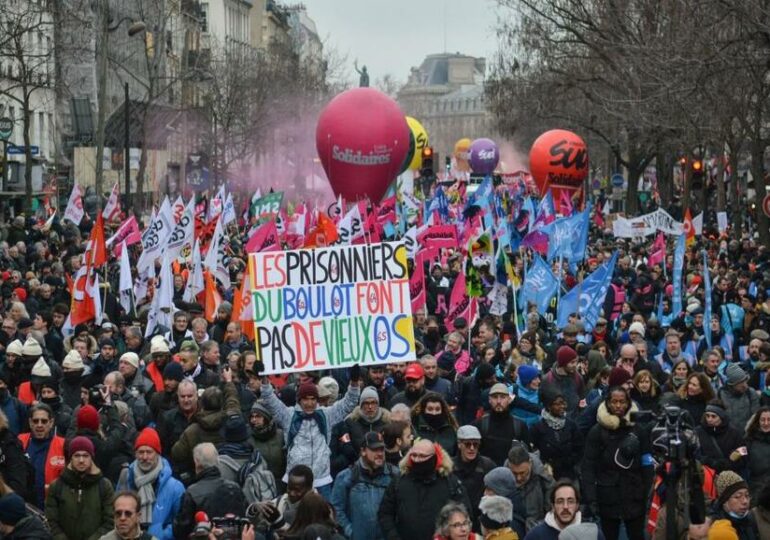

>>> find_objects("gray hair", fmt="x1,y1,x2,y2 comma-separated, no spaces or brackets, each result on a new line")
478,495,512,528
193,442,219,469
435,503,470,536
390,403,411,420
178,379,198,394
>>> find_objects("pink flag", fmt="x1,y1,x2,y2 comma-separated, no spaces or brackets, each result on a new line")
418,225,458,249
648,232,666,266
245,221,280,253
559,190,573,216
102,183,120,221
376,195,397,224
108,216,142,256
409,259,426,313
445,272,476,332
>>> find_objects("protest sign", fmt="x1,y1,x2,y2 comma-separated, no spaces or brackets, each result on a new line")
251,192,284,224
612,208,683,237
248,241,416,374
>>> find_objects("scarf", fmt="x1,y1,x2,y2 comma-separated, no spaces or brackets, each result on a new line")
542,409,566,430
184,362,203,381
133,459,163,524
360,407,383,424
287,409,327,448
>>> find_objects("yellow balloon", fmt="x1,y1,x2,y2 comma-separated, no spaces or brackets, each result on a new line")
406,117,429,171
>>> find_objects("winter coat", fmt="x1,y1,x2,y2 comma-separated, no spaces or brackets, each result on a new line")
330,459,399,540
753,505,770,540
412,414,457,456
261,381,359,487
581,400,654,520
523,512,578,540
0,393,27,435
378,448,471,540
249,422,286,483
331,407,391,477
172,466,247,539
473,411,530,466
116,457,184,540
709,509,760,540
541,369,585,419
530,416,582,481
45,464,114,540
695,420,746,474
511,384,542,428
508,453,554,532
4,515,53,539
747,430,770,495
452,454,496,525
717,386,760,436
0,422,31,500
157,407,193,460
170,381,240,474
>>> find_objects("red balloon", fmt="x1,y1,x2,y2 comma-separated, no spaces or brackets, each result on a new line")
529,129,588,202
316,88,410,203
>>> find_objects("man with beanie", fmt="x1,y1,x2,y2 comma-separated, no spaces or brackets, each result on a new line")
39,379,72,435
474,383,530,466
173,442,246,539
45,436,115,540
331,431,399,540
511,365,543,428
260,364,362,499
61,349,85,409
478,495,518,540
330,385,390,475
453,425,496,528
717,364,759,436
116,427,184,540
710,471,760,538
379,439,471,540
148,362,184,422
557,523,605,540
0,493,51,539
119,352,154,398
87,338,119,388
524,480,584,540
388,363,427,409
456,361,499,425
542,346,586,418
483,467,527,537
143,337,173,393
249,402,285,483
19,403,65,509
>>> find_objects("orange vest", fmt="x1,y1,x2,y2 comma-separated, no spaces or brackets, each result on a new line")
17,382,35,405
19,433,66,496
145,362,164,391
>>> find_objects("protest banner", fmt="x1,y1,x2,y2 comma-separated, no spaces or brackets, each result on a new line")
248,241,416,374
417,224,458,249
612,208,683,237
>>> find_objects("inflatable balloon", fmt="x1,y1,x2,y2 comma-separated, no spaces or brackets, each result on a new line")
529,129,588,202
454,138,472,172
316,88,410,203
469,138,500,175
398,128,416,175
406,117,429,171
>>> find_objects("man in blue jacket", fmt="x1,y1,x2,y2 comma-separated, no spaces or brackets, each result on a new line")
331,431,399,540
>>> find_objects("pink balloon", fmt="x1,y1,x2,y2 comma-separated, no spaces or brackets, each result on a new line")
316,88,410,203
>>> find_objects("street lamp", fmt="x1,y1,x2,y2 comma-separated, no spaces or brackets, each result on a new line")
93,4,145,212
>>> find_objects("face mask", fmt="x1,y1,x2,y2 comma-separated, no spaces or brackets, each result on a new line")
410,454,437,478
41,396,58,407
427,329,440,338
423,412,443,429
727,510,749,520
63,371,83,383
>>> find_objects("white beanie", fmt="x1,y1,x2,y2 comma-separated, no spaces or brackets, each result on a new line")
31,357,51,378
22,337,42,357
628,322,645,338
5,340,23,357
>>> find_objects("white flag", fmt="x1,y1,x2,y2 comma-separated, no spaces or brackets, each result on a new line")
102,183,120,221
183,239,204,302
134,264,154,306
208,185,226,221
63,182,85,225
119,241,133,314
166,198,195,261
90,273,103,325
222,193,236,225
693,212,704,235
172,195,185,224
203,216,230,288
137,197,174,270
41,211,56,232
145,251,175,337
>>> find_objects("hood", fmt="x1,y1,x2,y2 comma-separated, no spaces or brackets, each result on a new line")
597,400,639,431
399,445,454,477
195,409,226,431
347,406,391,423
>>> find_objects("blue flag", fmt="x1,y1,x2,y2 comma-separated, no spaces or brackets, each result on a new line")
543,204,591,262
426,187,449,222
557,251,618,331
672,234,686,316
466,176,493,210
520,255,558,314
703,250,712,348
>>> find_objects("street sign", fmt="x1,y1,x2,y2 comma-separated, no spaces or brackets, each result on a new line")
7,145,39,155
763,193,770,218
0,118,12,140
611,173,624,188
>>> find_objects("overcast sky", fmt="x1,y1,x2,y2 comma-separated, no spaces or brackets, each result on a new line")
301,0,500,85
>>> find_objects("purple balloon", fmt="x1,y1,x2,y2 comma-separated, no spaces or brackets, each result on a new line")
469,138,500,175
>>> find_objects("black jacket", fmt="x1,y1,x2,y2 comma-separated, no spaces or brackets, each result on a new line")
0,427,31,500
473,411,530,466
452,454,495,525
530,416,582,480
173,466,247,539
5,515,53,539
695,421,746,474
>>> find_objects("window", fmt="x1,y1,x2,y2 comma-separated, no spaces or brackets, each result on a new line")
200,3,208,32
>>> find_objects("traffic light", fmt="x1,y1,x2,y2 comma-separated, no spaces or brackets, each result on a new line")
420,146,434,178
691,159,704,189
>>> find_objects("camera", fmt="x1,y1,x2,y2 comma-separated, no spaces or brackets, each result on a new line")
211,515,251,540
88,384,105,408
631,406,699,463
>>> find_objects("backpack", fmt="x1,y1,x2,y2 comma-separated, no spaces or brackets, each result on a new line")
237,449,278,504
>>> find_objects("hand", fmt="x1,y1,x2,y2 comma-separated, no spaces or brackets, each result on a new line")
255,501,281,524
99,386,111,406
729,449,742,462
241,524,256,540
222,365,233,383
349,364,361,383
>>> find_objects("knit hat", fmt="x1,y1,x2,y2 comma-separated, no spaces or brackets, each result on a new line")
98,337,115,349
179,339,199,353
135,427,162,454
77,405,100,432
559,523,605,540
608,366,632,388
250,402,273,421
478,495,513,531
223,415,249,443
150,337,170,354
41,379,59,395
317,377,339,401
483,467,517,499
30,357,51,378
16,318,33,330
475,362,496,382
0,493,26,526
707,519,739,540
21,337,42,357
162,362,184,382
517,365,540,387
62,349,85,370
297,382,319,401
724,364,749,386
119,352,139,370
715,471,749,507
5,340,22,357
359,386,379,405
69,436,95,459
628,322,645,337
705,402,729,424
12,288,26,302
556,346,577,368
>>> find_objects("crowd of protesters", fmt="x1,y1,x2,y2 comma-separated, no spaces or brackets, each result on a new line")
0,206,765,540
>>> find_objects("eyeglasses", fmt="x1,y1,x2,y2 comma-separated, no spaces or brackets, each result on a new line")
554,498,578,506
449,520,471,529
460,441,480,448
114,510,135,518
30,418,49,425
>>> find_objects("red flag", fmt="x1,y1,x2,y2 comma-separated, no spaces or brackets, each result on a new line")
70,264,96,325
245,221,280,253
232,267,255,341
204,271,221,323
376,195,397,224
409,260,426,313
445,272,477,332
304,213,339,248
86,213,107,268
684,208,695,247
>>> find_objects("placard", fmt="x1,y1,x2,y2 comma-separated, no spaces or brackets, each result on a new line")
249,241,416,374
